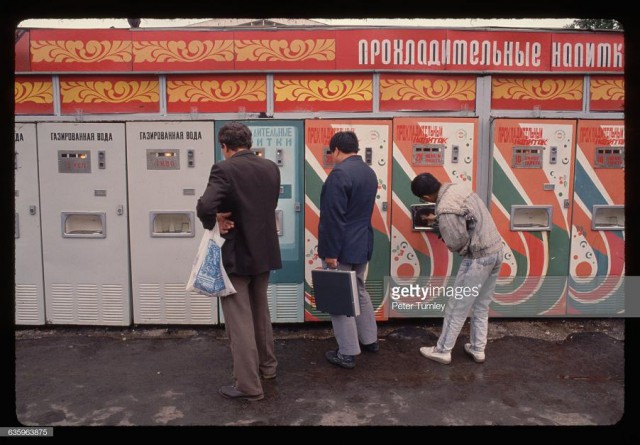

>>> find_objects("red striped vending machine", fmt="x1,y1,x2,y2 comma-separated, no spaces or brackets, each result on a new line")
568,120,624,315
491,119,577,315
304,120,392,321
389,117,478,317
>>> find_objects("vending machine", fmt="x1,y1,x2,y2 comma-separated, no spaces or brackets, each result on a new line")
304,119,392,321
568,120,624,315
127,121,218,324
15,123,45,325
490,119,577,315
388,117,478,318
38,123,130,325
215,120,305,323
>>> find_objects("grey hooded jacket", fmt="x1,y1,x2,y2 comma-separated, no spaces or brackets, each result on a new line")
435,183,503,259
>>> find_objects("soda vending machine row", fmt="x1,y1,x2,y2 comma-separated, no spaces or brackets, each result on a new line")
127,121,218,324
304,119,392,322
38,123,131,325
215,120,305,323
15,123,45,325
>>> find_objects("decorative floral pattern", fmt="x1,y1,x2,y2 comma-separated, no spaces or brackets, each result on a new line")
60,80,159,103
31,40,132,63
492,78,583,100
235,39,335,61
167,80,265,102
134,40,233,63
590,78,624,101
15,81,53,103
274,79,372,102
380,78,475,101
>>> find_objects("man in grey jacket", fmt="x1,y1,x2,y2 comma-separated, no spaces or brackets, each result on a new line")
411,173,503,364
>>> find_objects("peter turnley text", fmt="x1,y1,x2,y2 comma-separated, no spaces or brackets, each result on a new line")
391,301,446,312
391,284,481,301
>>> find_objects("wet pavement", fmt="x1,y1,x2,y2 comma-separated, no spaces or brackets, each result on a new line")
10,319,633,432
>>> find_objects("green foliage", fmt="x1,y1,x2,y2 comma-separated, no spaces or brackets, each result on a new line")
565,19,622,30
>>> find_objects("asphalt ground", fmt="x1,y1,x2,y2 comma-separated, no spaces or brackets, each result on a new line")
4,318,639,440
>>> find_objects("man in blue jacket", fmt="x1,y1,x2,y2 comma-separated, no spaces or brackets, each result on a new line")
318,131,379,369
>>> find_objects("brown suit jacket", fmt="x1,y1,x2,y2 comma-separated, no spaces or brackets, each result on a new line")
196,150,282,276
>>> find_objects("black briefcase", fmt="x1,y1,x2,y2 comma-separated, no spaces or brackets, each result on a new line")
311,269,360,317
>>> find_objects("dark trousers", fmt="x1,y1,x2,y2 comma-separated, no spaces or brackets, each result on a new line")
220,272,277,396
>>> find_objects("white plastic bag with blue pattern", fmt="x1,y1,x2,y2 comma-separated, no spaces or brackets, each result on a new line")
186,223,237,297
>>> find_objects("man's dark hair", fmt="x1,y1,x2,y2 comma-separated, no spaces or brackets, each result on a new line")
218,121,252,150
329,131,359,154
411,173,441,198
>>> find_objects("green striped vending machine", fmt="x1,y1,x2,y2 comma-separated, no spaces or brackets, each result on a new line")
304,119,392,321
490,119,577,315
214,120,305,323
388,117,478,318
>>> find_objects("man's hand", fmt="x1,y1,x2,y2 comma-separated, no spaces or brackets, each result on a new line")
216,212,234,235
324,258,338,269
420,213,437,223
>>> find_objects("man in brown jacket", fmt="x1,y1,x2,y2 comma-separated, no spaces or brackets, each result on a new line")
197,122,282,401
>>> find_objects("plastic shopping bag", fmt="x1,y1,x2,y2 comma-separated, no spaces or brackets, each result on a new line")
186,223,237,297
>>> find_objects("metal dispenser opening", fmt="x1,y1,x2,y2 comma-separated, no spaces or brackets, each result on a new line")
510,205,552,231
149,212,195,237
61,212,106,238
411,203,437,231
592,205,624,230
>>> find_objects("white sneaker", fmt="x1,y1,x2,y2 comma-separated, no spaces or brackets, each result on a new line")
464,343,485,363
419,346,451,364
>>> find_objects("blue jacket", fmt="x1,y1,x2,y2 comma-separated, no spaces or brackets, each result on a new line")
318,155,378,264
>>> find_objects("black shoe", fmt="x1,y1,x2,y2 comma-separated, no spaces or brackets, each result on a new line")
325,349,356,369
360,341,379,353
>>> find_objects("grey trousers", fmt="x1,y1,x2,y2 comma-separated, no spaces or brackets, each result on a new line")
220,272,277,396
328,262,378,356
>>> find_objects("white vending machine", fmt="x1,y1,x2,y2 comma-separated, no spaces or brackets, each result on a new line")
126,121,218,324
38,123,131,325
15,123,45,325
